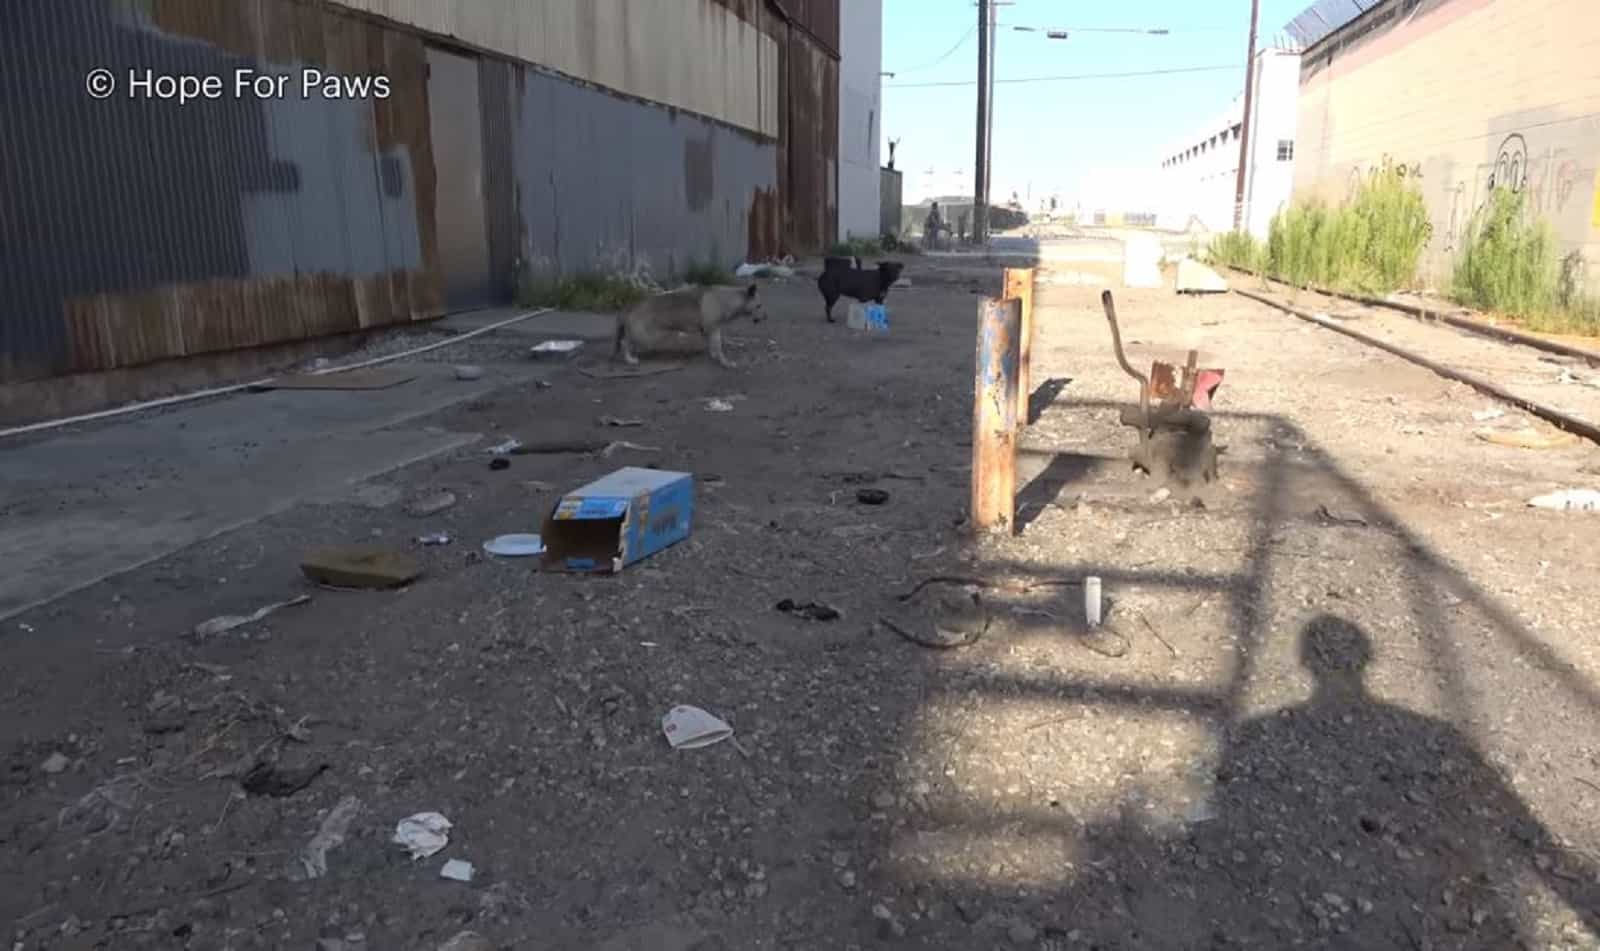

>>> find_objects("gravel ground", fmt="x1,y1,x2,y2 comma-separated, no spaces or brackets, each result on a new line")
3,256,1599,950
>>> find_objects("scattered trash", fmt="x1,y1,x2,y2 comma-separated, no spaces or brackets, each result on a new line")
295,795,362,881
455,365,484,381
734,262,796,279
189,595,312,641
393,812,453,860
416,532,453,546
1149,487,1172,504
541,467,694,573
855,488,890,505
437,932,492,951
1084,576,1103,627
40,752,70,774
241,760,328,798
662,705,734,750
865,303,890,333
488,438,523,455
1476,427,1581,450
407,490,458,517
300,546,421,589
1316,504,1369,527
529,339,583,359
775,598,841,622
483,534,545,557
1080,622,1131,658
1528,489,1600,512
706,398,735,413
880,589,990,649
598,415,645,428
440,858,477,883
577,363,687,380
600,441,661,458
1472,408,1506,422
489,458,511,471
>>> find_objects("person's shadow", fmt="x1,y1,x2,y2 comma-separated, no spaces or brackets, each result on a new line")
1067,615,1599,950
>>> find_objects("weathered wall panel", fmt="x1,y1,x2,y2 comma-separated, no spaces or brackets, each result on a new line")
0,0,441,385
331,0,781,138
504,65,779,278
1292,0,1600,288
880,167,903,237
784,34,840,252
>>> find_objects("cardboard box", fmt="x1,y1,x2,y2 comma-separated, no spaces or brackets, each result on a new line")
540,467,694,573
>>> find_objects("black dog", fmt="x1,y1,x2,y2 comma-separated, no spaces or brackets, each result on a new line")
817,258,905,322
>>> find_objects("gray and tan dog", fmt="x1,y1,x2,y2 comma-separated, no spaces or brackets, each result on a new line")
613,284,767,369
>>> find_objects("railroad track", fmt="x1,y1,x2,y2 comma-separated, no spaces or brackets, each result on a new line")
1230,281,1600,448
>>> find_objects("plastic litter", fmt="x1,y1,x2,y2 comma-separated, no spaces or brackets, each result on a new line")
393,812,452,860
483,534,545,557
296,795,362,880
661,705,734,750
417,532,452,546
530,340,583,358
440,858,476,882
190,595,311,641
487,438,522,455
1528,489,1600,512
1084,576,1103,627
705,399,734,413
1472,408,1505,422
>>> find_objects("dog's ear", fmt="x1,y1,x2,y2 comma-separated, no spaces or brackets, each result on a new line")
745,284,758,298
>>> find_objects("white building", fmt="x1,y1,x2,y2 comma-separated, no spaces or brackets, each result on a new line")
1155,42,1301,237
838,0,884,241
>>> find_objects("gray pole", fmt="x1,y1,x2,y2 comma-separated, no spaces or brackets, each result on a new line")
974,0,990,245
1231,0,1261,232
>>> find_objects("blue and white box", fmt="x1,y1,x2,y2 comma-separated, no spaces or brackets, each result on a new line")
540,467,695,573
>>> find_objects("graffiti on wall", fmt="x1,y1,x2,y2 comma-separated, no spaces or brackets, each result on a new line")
1444,132,1590,251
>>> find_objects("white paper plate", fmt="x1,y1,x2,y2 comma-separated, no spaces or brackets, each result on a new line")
483,534,545,557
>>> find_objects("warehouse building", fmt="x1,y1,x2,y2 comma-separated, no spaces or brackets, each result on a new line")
1154,42,1303,238
1287,0,1600,288
837,0,883,242
0,0,843,421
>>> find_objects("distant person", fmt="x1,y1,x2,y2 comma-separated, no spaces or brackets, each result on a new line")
925,201,944,250
957,212,969,245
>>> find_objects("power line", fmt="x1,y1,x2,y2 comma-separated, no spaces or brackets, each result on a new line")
886,64,1241,89
886,24,978,74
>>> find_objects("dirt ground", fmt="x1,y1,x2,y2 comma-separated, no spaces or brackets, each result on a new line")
4,252,1600,951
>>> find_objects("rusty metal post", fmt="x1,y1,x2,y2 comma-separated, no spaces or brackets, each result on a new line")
1003,267,1035,427
972,297,1020,533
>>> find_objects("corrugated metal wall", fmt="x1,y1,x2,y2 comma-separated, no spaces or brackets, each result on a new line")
0,0,441,385
783,34,840,252
880,168,903,237
492,64,778,278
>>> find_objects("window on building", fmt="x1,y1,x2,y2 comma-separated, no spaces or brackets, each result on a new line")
1277,139,1295,161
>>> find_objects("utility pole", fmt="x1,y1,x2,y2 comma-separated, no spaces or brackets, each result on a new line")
983,0,997,242
1231,0,1261,232
974,0,991,245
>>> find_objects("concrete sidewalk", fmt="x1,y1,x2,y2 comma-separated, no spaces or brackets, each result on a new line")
0,307,615,622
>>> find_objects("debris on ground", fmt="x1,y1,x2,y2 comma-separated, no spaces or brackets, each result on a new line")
188,594,312,641
880,588,990,649
1476,426,1581,449
488,457,511,471
598,415,645,427
240,759,328,798
300,546,421,589
1472,407,1506,421
294,795,363,881
576,363,686,380
1316,503,1370,527
487,438,523,455
482,534,545,557
454,365,485,381
406,490,458,517
40,752,70,774
541,468,693,573
393,812,452,860
662,705,734,750
416,532,452,546
437,932,492,951
439,858,476,883
1528,488,1600,512
529,340,583,359
705,398,735,413
774,598,841,621
855,488,890,505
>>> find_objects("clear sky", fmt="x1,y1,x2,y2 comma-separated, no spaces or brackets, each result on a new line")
881,0,1313,205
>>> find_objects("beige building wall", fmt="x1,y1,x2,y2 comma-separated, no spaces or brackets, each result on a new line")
331,0,780,138
1293,0,1600,289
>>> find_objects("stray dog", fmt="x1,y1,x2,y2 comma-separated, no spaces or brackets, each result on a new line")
613,284,767,369
817,259,904,322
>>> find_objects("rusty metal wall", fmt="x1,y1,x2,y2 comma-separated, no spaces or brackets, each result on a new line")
783,32,840,253
503,64,779,278
880,167,903,237
0,0,442,385
782,0,841,53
